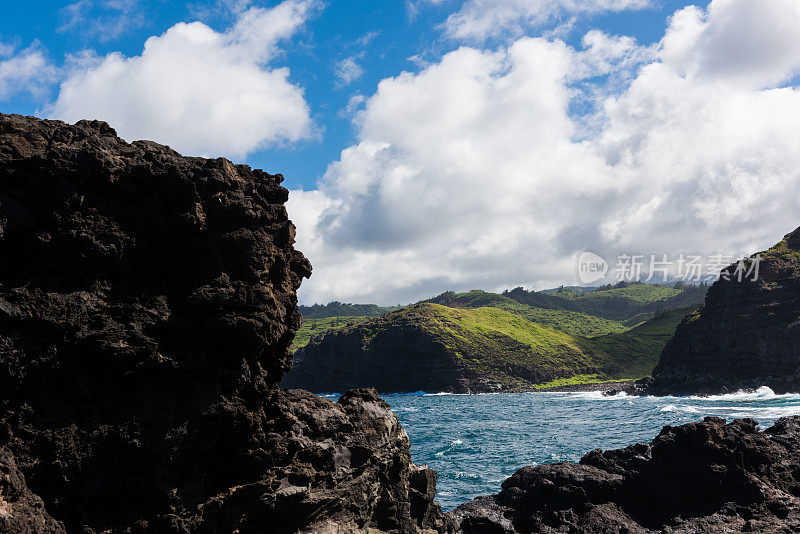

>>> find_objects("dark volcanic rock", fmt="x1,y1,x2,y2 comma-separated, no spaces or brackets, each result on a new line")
450,416,800,533
0,114,445,533
649,227,800,395
195,387,448,533
0,448,65,533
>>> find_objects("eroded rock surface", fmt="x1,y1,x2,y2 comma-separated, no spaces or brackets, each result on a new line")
450,416,800,533
0,114,445,533
0,448,65,534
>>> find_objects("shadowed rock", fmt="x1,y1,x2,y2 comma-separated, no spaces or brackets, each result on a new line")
0,114,445,533
0,448,65,534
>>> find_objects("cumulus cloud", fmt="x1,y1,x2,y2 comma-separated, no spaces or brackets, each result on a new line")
290,0,800,305
0,43,57,100
438,0,652,41
48,0,318,158
661,0,800,88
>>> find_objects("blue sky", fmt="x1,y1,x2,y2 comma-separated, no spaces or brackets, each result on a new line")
1,0,707,191
3,0,800,306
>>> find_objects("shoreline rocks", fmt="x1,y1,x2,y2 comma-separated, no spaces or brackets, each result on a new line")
449,416,800,533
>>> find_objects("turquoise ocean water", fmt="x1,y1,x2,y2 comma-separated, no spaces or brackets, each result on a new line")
328,387,800,511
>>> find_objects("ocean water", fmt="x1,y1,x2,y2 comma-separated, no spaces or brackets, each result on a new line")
349,387,800,511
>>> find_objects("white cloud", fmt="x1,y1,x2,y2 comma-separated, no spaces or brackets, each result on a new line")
48,0,318,158
338,93,366,118
661,0,800,88
438,0,652,41
0,43,57,101
290,0,800,305
59,0,145,42
334,56,364,87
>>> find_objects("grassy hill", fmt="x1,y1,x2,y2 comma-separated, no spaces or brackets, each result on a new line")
421,283,706,335
286,299,701,392
291,316,374,351
293,302,400,351
499,283,706,321
287,283,708,392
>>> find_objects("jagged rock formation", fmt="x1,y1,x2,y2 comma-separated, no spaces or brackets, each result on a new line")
194,387,448,533
647,228,800,395
450,416,800,533
0,114,445,533
0,448,65,533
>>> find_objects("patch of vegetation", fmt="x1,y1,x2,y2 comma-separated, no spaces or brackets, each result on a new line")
534,374,618,389
762,231,800,265
292,315,373,351
422,284,706,333
518,308,628,337
581,306,695,379
423,289,628,336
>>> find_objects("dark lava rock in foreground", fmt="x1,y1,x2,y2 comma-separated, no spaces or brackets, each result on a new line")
0,114,445,533
648,227,800,395
450,416,800,533
0,448,65,533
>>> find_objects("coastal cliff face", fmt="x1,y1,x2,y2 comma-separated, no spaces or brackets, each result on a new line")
284,306,468,393
649,228,800,395
450,416,800,533
0,114,445,533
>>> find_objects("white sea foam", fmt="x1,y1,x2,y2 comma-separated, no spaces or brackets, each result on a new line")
435,438,465,457
660,404,700,414
689,386,800,402
703,405,800,418
569,391,628,400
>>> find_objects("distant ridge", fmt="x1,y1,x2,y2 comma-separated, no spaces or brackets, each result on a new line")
299,301,400,319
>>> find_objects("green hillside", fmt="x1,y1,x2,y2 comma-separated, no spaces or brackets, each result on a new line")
292,315,373,351
287,301,699,392
287,283,708,391
500,282,705,321
584,307,695,379
422,283,706,335
423,290,629,337
294,302,400,351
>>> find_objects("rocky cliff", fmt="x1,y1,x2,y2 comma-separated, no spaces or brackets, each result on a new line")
0,114,445,533
648,228,800,395
450,416,800,533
